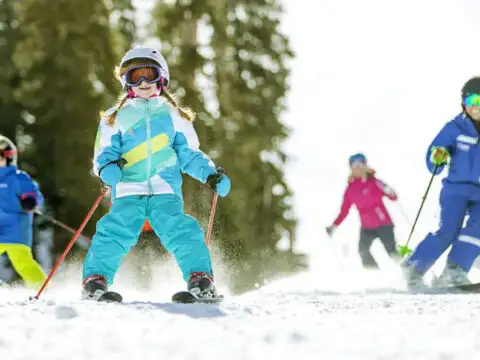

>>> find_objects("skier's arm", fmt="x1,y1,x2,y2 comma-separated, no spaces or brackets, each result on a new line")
16,171,44,211
375,179,398,201
425,123,454,175
172,112,217,183
332,189,353,227
93,118,123,185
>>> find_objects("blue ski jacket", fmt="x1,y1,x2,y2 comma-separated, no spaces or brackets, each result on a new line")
0,166,44,246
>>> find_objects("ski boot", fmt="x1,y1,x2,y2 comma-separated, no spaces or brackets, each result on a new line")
187,272,218,300
401,263,427,292
431,263,471,288
82,275,108,300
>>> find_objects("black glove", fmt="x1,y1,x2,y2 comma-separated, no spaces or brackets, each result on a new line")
206,167,225,190
20,196,37,212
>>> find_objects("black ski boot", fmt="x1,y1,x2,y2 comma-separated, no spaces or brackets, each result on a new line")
82,275,108,300
187,272,217,300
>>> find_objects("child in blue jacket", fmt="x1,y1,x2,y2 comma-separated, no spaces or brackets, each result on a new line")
0,135,46,288
403,77,480,289
82,46,231,300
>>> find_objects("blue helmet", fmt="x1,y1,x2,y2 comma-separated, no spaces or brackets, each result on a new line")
348,153,367,165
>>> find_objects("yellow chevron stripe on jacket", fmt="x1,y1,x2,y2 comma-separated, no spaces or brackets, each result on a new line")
122,133,169,168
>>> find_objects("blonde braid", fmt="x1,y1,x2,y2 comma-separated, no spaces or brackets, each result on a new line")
100,92,129,126
162,89,196,122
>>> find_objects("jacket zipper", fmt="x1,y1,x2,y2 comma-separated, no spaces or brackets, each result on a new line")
146,100,153,195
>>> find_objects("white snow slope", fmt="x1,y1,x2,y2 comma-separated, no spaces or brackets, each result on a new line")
3,1,480,360
2,267,480,360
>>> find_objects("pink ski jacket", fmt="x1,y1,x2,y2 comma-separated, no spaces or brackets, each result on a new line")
333,175,397,229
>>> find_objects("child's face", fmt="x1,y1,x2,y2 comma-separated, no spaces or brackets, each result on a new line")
350,162,367,178
466,106,480,121
131,81,157,99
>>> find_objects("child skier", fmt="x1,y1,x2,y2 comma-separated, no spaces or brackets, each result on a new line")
402,77,480,289
0,135,46,288
82,46,231,301
326,153,400,269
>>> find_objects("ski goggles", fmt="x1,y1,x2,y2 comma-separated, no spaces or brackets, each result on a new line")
123,64,164,87
464,93,480,107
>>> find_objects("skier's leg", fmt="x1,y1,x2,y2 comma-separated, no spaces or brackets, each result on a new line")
447,200,480,273
148,194,213,280
377,225,401,261
358,229,379,269
2,243,46,288
404,188,468,275
83,195,146,285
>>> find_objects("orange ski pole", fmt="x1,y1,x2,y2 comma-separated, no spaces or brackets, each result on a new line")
33,190,107,299
205,192,219,246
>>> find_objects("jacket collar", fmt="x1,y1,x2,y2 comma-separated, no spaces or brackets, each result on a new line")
126,96,167,111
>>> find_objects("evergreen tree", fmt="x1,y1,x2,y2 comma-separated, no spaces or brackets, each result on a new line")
110,0,137,54
0,0,23,141
12,0,121,254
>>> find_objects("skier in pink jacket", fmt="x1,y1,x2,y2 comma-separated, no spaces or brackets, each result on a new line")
326,153,400,268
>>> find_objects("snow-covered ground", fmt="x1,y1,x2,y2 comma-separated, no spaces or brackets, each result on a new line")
2,265,480,360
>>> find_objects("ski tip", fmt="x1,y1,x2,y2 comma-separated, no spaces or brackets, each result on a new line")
97,291,123,303
172,291,197,303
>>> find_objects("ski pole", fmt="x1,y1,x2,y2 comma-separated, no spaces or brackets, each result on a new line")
206,192,219,246
33,190,107,300
205,167,224,246
398,165,438,257
34,210,92,248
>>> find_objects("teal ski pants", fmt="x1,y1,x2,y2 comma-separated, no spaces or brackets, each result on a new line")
83,194,213,284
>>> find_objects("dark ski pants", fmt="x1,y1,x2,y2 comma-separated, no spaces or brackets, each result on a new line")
359,225,398,269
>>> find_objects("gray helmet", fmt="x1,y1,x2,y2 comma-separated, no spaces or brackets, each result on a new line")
0,135,17,165
119,46,170,88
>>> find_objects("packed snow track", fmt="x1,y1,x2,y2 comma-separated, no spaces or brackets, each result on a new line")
1,273,480,360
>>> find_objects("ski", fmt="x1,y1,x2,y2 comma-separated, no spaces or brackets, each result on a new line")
435,282,480,294
171,291,224,304
97,291,123,303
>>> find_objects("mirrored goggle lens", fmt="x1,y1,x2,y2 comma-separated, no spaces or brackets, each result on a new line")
125,65,162,87
464,93,480,107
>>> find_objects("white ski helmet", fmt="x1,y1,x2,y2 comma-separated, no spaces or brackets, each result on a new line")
118,46,170,89
0,135,17,166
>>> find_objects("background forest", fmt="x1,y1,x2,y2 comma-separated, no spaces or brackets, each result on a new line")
0,0,305,293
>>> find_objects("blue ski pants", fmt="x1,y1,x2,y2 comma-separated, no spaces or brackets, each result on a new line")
83,194,213,284
406,184,480,274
